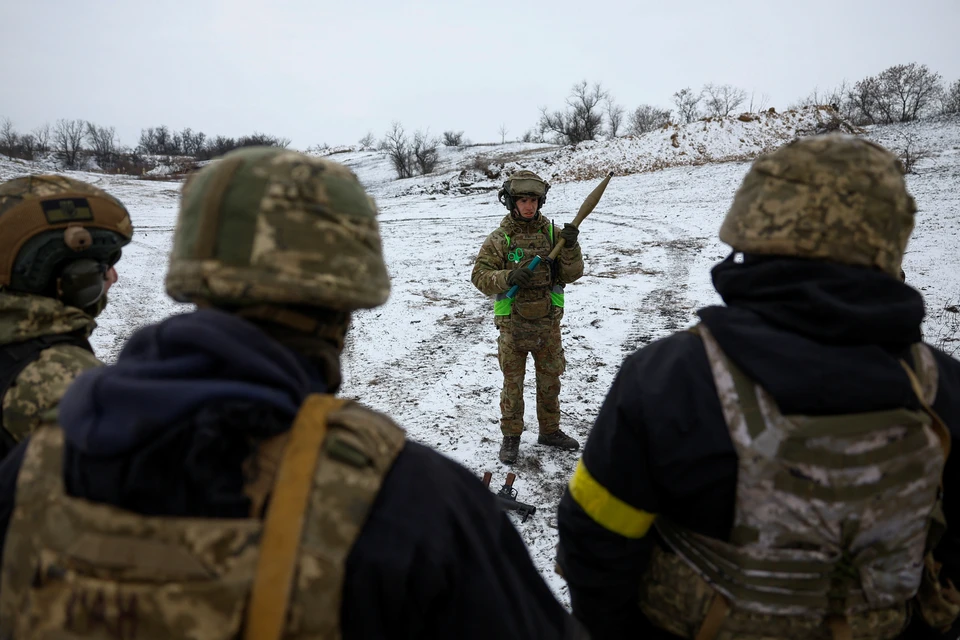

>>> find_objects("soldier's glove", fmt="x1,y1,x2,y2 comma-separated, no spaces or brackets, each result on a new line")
560,223,579,247
507,268,535,289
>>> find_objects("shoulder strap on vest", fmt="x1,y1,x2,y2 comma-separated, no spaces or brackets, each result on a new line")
0,334,92,454
244,393,346,640
910,343,939,406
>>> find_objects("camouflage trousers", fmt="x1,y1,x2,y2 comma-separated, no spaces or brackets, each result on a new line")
497,318,565,437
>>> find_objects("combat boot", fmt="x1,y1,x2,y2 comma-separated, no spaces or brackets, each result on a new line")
538,429,580,451
499,435,521,464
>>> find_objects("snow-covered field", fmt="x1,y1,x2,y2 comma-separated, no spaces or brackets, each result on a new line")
2,112,958,605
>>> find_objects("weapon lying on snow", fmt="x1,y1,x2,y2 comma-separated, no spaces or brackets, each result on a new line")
505,171,614,299
482,471,537,522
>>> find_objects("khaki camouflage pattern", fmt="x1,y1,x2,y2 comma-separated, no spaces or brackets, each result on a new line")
640,547,908,640
473,214,582,437
720,135,916,278
0,292,100,441
503,170,549,198
640,325,945,639
497,319,565,436
0,174,133,287
471,214,583,306
0,398,406,639
166,147,390,312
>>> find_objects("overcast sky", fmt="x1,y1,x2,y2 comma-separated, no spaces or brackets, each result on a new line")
1,0,957,149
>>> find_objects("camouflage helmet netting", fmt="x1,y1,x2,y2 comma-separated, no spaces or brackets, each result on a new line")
719,134,916,278
165,147,390,311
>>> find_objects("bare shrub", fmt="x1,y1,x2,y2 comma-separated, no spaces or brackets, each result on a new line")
538,80,608,144
442,130,465,146
605,97,625,137
412,129,439,175
943,79,960,115
747,91,770,113
892,128,934,174
382,121,414,179
672,87,702,123
927,300,960,357
359,131,376,148
702,83,747,117
628,104,671,135
468,155,499,179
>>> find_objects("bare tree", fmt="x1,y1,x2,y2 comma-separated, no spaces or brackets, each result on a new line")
605,97,625,137
178,128,206,157
0,118,17,151
53,118,85,168
942,79,960,115
628,104,671,135
747,91,770,113
442,130,465,146
848,63,944,125
702,83,747,117
85,122,118,168
359,131,376,148
0,120,41,160
538,80,608,144
412,129,439,175
382,121,413,179
32,123,51,154
498,123,509,144
672,87,703,124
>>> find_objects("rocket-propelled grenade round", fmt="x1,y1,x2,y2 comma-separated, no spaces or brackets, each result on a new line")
505,172,613,299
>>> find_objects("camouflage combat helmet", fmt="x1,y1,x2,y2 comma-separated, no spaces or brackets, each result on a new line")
719,134,916,278
0,175,133,310
498,169,550,213
166,146,390,311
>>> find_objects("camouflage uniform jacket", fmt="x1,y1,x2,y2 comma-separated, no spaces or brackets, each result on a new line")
0,292,99,443
471,213,584,325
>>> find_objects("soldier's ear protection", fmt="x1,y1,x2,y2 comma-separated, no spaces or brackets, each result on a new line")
498,181,513,210
57,259,110,311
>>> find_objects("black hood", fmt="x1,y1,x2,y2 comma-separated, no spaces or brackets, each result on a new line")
698,254,926,415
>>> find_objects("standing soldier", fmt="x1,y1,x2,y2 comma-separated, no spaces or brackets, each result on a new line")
472,170,584,464
0,149,585,640
0,175,131,457
556,135,960,639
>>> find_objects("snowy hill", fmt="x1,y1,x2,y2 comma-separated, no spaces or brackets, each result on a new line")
1,112,958,606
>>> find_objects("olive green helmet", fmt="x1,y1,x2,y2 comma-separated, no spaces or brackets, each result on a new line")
0,175,133,311
165,147,390,311
719,134,916,278
498,169,550,212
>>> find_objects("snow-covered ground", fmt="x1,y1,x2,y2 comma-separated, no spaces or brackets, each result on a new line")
1,111,958,605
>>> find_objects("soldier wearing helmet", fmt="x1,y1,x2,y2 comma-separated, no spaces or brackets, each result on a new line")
0,148,585,639
557,135,960,639
0,175,131,456
472,169,584,464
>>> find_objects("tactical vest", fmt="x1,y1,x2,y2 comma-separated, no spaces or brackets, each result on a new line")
0,394,406,640
0,333,92,458
639,325,953,640
494,221,565,320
